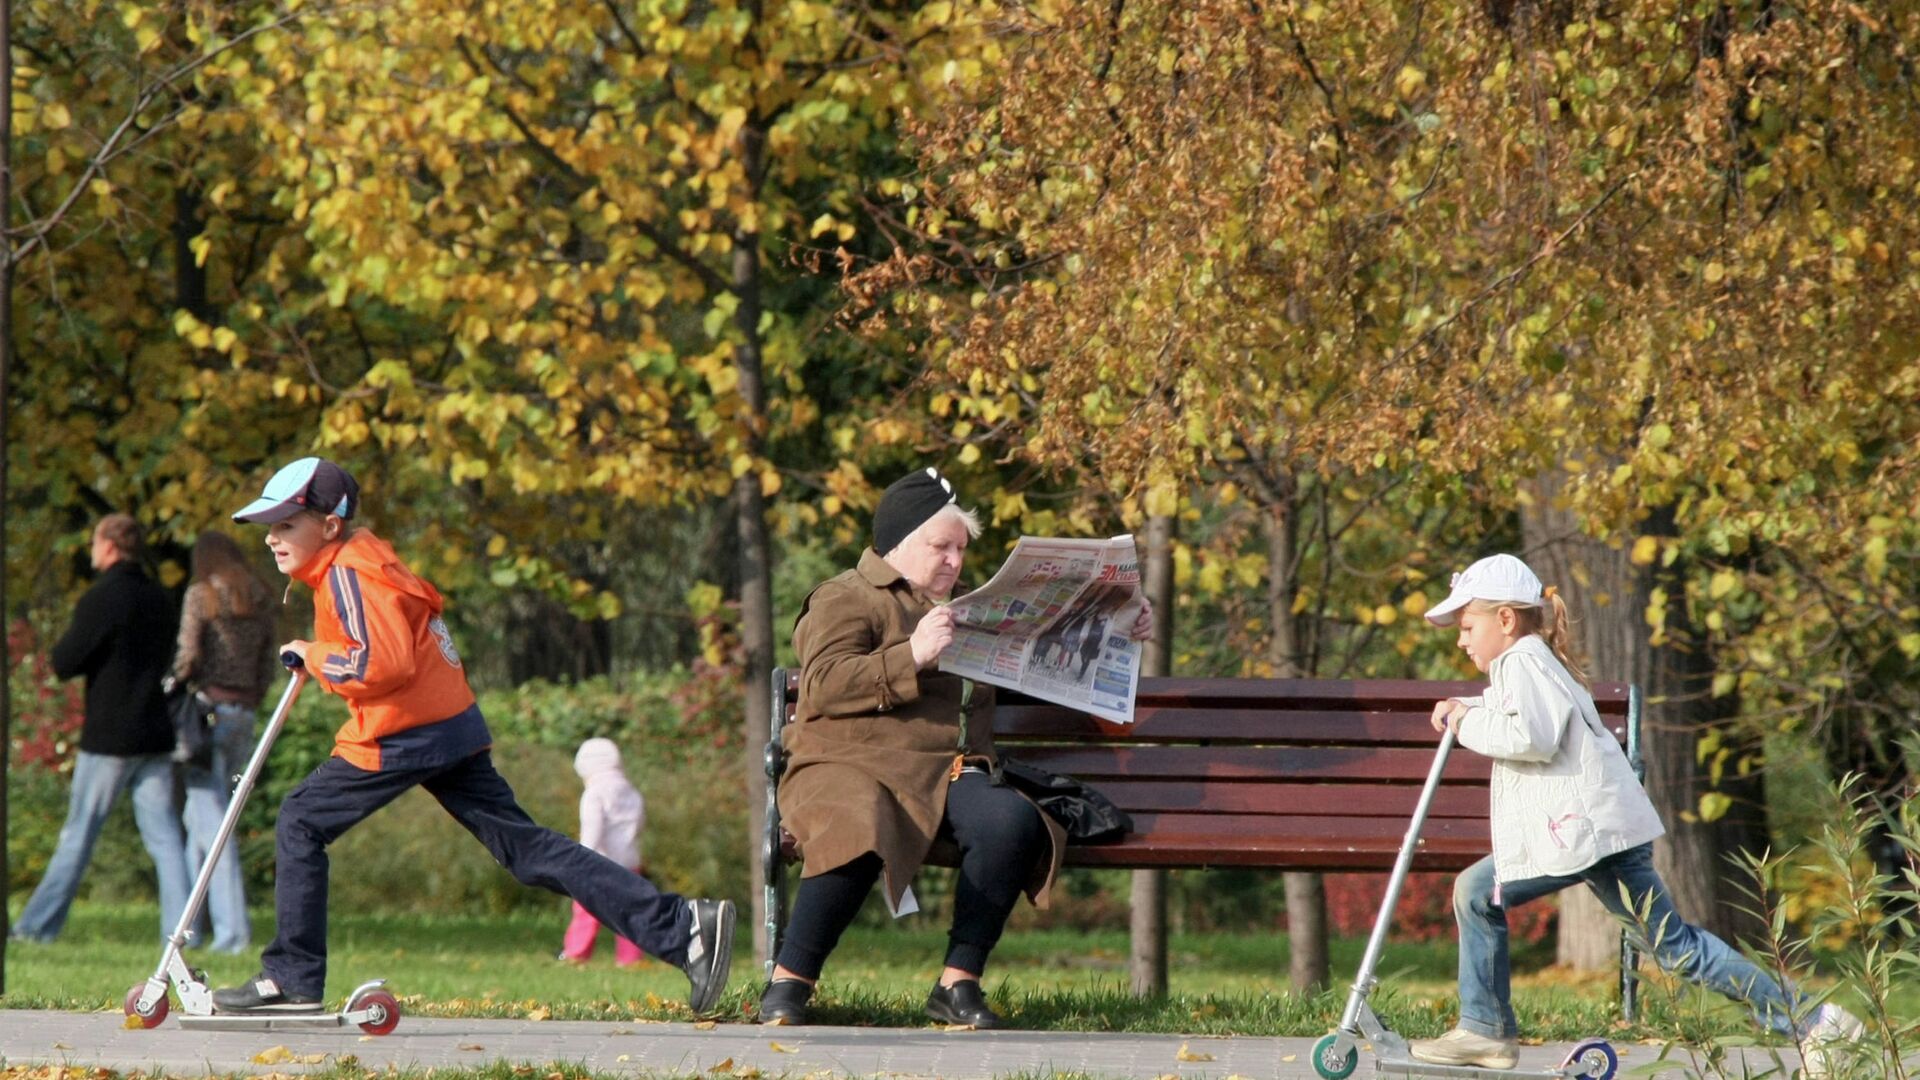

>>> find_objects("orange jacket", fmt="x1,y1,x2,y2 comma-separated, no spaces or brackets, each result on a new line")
294,529,489,771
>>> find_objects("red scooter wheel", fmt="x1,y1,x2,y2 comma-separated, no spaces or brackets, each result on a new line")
354,989,401,1036
124,984,169,1029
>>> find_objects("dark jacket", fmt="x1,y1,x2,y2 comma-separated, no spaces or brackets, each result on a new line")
778,549,1066,909
172,576,278,707
51,561,177,757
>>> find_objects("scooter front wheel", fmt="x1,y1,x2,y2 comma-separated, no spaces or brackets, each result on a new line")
123,984,168,1029
353,988,401,1036
1311,1032,1359,1080
1562,1039,1618,1080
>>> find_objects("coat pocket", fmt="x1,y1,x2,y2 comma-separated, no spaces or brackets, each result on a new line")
1532,805,1601,876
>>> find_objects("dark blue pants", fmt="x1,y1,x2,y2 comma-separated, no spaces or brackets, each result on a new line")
262,751,691,997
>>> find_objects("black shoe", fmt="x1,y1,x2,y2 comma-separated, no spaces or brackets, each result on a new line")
925,979,1002,1029
211,974,324,1014
758,978,813,1025
680,898,735,1015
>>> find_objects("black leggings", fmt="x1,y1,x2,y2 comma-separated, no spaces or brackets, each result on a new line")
774,771,1051,980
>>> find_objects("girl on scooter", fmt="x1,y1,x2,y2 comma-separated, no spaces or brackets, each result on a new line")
1413,554,1861,1077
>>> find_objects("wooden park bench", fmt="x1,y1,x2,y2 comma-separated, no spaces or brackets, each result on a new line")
764,669,1646,1019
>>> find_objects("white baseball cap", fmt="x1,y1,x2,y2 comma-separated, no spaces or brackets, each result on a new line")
1424,554,1544,626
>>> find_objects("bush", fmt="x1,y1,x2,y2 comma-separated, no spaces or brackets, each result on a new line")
1325,871,1555,945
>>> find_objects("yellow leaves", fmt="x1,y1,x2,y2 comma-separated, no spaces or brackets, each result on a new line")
1707,569,1739,600
1630,536,1659,566
1696,791,1732,822
808,214,856,242
1175,1042,1216,1062
1393,65,1427,100
1144,480,1179,519
39,101,73,130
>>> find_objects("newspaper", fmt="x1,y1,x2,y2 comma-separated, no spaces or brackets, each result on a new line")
938,535,1145,724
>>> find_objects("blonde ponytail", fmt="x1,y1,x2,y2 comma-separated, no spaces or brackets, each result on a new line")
1538,588,1591,689
1464,589,1592,688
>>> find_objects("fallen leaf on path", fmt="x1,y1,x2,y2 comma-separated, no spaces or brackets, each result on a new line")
615,1056,631,1064
707,1060,734,1074
942,1023,975,1032
694,1020,717,1030
50,1044,71,1050
526,1006,551,1021
121,1016,145,1030
1282,1056,1299,1062
769,1041,799,1053
458,1044,485,1052
251,1047,326,1065
1175,1043,1215,1062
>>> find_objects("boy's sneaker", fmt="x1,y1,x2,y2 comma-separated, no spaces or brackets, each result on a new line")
1801,1002,1866,1079
211,974,324,1014
680,898,735,1015
1408,1028,1520,1069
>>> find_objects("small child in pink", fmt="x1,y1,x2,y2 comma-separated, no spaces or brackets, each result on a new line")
559,738,649,966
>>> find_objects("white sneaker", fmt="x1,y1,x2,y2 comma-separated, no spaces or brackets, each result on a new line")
1801,1003,1866,1079
1409,1027,1520,1069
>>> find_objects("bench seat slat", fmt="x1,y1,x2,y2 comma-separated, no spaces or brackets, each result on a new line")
991,705,1631,747
1090,779,1489,818
1005,744,1498,783
1060,844,1487,871
1076,677,1632,713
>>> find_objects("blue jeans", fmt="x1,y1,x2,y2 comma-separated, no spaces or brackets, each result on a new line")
1453,843,1802,1039
262,751,691,997
181,703,257,952
14,751,190,942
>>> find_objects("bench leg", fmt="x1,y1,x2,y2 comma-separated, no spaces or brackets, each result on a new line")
1618,927,1640,1023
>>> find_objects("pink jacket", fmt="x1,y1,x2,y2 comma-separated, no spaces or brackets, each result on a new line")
574,738,644,869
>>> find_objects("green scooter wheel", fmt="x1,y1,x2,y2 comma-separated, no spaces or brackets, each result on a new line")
1312,1032,1358,1079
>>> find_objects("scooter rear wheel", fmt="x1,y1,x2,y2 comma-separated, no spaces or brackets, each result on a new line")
123,984,168,1029
1563,1039,1618,1080
1311,1033,1359,1080
353,988,401,1036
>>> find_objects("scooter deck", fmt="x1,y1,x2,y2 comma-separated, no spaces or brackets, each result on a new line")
177,1012,355,1032
1375,1057,1577,1079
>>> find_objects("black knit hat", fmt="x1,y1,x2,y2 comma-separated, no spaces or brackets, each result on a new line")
872,467,958,556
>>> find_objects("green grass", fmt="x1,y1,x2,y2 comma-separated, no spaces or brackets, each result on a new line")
3,901,1858,1045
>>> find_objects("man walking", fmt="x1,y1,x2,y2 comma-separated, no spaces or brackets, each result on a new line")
12,514,190,944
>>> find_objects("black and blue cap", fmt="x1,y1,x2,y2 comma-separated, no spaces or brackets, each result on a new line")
232,457,360,524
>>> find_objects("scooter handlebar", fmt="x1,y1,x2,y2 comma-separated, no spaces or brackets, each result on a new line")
281,650,305,671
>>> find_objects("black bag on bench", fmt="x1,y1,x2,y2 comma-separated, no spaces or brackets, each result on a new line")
992,757,1132,844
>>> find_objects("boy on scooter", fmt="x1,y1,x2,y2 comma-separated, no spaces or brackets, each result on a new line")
212,457,734,1016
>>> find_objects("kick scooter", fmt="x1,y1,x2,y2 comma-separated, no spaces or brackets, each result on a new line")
124,654,401,1035
1310,727,1616,1080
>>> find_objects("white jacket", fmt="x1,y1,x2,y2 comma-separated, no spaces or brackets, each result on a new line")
574,738,645,871
1454,635,1664,883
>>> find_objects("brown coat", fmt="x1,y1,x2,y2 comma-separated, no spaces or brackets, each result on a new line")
778,549,1066,909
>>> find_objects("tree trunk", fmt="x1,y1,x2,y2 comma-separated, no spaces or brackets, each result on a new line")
732,122,776,967
1266,488,1328,993
1130,512,1175,998
1,0,15,991
1523,474,1765,969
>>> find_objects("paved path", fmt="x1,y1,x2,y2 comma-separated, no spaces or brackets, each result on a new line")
0,1009,1775,1078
